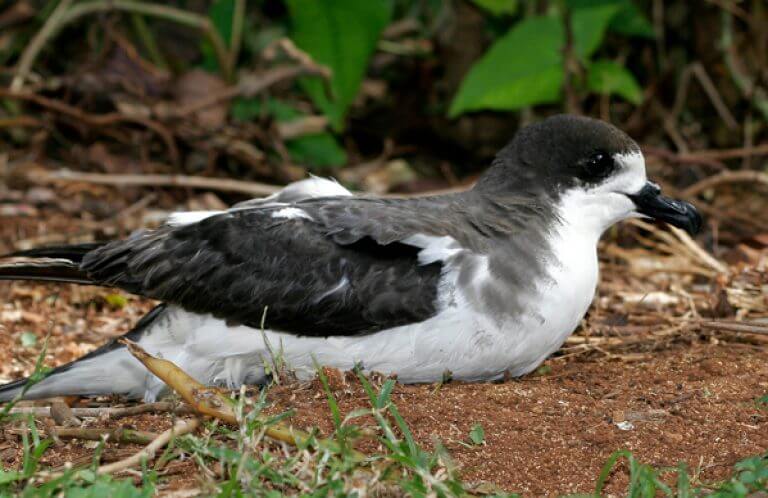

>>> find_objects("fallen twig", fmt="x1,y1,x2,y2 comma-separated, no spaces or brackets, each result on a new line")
24,168,281,197
7,426,159,445
7,402,194,419
20,166,468,199
699,321,768,336
36,417,199,480
682,169,768,197
95,418,198,475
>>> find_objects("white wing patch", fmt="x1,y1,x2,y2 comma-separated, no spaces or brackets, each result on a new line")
277,176,352,199
271,207,313,220
166,210,224,226
401,234,462,265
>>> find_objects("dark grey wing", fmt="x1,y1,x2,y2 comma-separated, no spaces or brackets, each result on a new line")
80,200,444,336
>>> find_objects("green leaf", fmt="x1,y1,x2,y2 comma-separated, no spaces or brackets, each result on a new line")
471,0,518,16
567,0,654,38
0,469,22,484
587,59,642,103
104,293,128,310
469,423,485,445
231,98,346,168
571,3,622,60
610,1,655,38
449,15,564,116
287,133,347,169
286,0,393,130
757,394,768,408
201,0,237,73
20,331,37,348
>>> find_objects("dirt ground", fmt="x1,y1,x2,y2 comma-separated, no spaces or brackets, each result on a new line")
1,208,767,496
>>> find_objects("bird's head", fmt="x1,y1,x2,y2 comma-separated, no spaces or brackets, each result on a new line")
475,114,702,236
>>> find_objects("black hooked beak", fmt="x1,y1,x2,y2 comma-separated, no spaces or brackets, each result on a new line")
627,182,702,235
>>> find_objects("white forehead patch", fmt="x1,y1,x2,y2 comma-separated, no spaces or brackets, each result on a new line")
607,151,647,194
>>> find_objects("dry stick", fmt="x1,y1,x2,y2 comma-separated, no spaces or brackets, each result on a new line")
690,63,738,130
10,0,73,91
679,143,768,162
7,426,159,445
8,402,194,419
37,418,199,480
699,321,768,336
27,168,281,197
23,167,468,199
12,0,231,91
96,418,199,475
682,169,768,197
668,226,729,274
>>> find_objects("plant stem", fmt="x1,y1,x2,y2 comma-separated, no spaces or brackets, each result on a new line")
11,0,233,91
10,0,73,91
228,0,246,78
130,13,168,70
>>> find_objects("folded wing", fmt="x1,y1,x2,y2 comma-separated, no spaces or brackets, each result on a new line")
81,199,444,336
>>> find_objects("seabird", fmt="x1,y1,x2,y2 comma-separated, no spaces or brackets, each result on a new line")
0,115,701,401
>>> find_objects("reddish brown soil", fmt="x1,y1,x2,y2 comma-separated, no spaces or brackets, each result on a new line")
268,344,768,495
1,207,767,496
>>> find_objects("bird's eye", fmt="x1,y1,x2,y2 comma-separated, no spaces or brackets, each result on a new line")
582,151,614,179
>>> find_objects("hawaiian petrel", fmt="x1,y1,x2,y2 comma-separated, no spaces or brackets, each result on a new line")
0,115,701,401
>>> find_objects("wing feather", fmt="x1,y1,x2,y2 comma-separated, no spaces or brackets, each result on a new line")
81,202,444,336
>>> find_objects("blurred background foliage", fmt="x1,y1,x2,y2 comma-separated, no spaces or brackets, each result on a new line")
0,0,766,210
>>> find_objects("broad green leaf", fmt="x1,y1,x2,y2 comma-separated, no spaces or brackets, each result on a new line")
587,59,642,103
287,133,347,169
471,0,518,16
0,469,22,484
571,3,621,60
568,0,654,38
231,97,346,168
286,0,393,130
469,423,485,445
609,1,654,38
449,15,564,116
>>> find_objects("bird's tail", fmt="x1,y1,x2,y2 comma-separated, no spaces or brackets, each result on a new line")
0,305,167,403
0,243,104,284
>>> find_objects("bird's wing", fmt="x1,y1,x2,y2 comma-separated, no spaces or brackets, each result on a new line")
80,196,449,336
165,176,353,227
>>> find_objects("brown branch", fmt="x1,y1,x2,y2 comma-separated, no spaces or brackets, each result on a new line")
682,169,768,197
699,321,768,336
7,426,159,445
95,418,199,475
7,402,194,419
677,143,768,162
24,168,281,197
